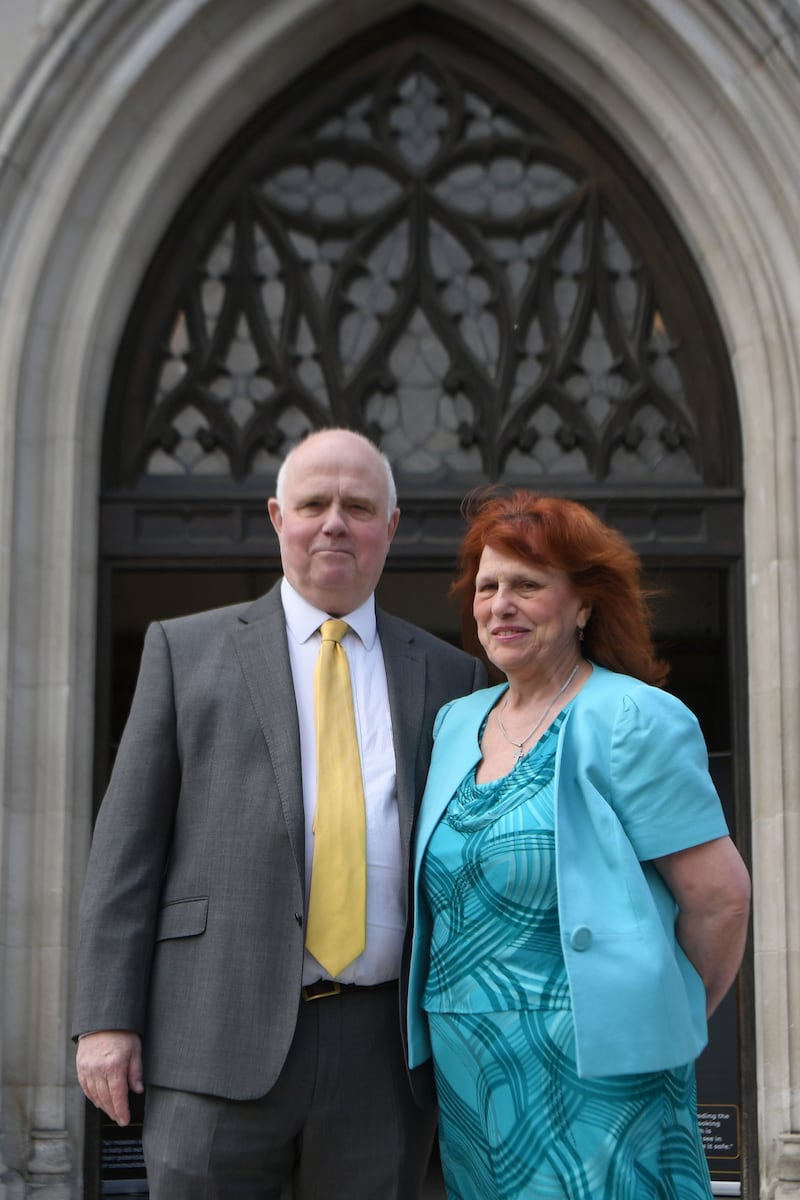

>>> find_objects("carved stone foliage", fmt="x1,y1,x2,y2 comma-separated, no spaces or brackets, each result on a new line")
105,21,737,497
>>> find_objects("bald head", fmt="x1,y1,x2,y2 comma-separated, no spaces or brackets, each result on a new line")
275,430,397,519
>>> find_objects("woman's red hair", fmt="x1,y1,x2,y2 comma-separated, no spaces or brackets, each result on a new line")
453,489,668,687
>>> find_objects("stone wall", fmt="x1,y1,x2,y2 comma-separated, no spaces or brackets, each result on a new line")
1,2,799,1195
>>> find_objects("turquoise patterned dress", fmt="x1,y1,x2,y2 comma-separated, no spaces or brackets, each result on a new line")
421,710,713,1200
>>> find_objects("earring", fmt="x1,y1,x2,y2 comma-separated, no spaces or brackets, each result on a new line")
577,626,585,642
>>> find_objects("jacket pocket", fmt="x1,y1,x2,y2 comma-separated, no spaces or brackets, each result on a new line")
155,896,209,941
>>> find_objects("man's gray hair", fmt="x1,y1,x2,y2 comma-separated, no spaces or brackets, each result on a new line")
274,428,398,519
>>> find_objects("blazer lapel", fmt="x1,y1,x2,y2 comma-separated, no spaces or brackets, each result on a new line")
413,685,505,872
230,585,305,878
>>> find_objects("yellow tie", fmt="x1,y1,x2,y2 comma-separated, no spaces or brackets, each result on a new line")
305,619,367,976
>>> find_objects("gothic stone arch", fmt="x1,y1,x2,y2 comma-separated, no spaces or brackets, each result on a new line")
95,16,749,1193
12,3,800,1196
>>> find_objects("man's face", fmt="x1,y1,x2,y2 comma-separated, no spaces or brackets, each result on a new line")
268,432,400,616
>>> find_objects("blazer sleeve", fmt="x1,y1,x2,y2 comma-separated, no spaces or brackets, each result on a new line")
607,685,729,860
72,621,181,1037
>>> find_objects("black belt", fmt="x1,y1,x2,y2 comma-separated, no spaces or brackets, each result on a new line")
301,978,399,1002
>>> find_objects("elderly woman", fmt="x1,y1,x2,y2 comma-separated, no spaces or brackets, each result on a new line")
407,491,750,1200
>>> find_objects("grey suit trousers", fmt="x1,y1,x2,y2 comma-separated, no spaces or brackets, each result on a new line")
142,985,437,1200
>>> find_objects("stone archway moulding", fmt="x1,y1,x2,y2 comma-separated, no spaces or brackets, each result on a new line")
0,1,798,1195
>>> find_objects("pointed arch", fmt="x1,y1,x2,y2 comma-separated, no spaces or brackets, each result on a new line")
0,3,798,1196
103,13,739,540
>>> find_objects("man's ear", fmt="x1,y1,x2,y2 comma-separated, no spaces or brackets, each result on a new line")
267,497,282,535
387,508,400,542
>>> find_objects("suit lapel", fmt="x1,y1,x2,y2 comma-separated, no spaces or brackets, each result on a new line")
230,586,305,878
377,610,427,865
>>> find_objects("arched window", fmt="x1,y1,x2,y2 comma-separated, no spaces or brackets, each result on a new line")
102,11,740,563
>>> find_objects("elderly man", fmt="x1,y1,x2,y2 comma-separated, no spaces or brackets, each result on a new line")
74,428,485,1199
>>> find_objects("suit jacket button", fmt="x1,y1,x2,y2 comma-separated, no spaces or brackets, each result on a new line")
570,926,593,951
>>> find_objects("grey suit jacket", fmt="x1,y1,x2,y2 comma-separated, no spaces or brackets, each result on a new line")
73,583,485,1100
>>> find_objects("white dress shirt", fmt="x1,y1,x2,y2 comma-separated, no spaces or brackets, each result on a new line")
280,578,404,986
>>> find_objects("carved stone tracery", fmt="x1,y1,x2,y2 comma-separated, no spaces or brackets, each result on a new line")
104,26,737,504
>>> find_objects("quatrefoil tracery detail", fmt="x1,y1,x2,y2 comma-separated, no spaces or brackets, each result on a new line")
116,49,711,492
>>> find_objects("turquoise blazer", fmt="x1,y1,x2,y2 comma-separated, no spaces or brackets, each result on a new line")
407,664,730,1078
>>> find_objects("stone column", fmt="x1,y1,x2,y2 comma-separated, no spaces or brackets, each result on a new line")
770,1134,800,1198
26,1131,72,1198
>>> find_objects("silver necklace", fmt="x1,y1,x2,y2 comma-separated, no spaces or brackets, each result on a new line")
496,663,580,764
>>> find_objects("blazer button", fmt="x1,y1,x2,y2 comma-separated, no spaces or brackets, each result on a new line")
570,926,593,951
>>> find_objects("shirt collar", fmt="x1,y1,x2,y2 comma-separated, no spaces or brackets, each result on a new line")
280,577,377,649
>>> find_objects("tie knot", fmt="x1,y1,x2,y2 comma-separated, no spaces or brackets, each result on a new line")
320,618,349,644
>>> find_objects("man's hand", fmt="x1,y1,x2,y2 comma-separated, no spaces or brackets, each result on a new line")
76,1030,144,1126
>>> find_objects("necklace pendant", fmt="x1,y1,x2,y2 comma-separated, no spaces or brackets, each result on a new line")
513,746,524,764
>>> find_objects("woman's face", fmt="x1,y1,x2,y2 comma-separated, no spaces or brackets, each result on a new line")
473,544,590,678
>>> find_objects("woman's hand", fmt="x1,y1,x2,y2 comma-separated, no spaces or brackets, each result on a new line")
653,836,751,1017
